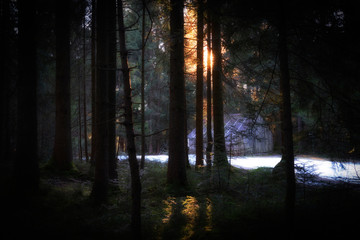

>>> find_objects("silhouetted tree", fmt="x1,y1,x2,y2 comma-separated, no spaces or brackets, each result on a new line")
107,0,117,180
209,0,228,187
14,0,39,194
167,0,188,186
205,7,213,169
140,0,146,170
277,0,296,230
91,0,116,204
90,0,96,169
117,0,142,237
195,0,204,168
82,11,89,163
53,0,73,171
0,0,11,167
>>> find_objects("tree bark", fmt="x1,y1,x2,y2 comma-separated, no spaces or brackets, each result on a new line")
140,0,146,170
14,0,39,194
117,0,142,237
91,0,115,204
195,0,204,168
53,0,73,171
206,10,213,169
210,0,228,187
78,73,83,161
107,0,117,180
0,0,11,166
167,0,187,186
278,0,296,232
83,13,89,163
90,0,96,169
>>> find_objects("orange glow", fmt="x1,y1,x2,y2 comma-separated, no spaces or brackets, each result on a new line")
182,196,200,239
204,46,213,73
184,6,212,77
184,6,197,74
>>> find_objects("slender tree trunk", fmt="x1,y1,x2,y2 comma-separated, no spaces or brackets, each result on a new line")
278,0,296,232
90,0,96,168
140,0,146,170
210,0,228,187
195,0,204,168
117,0,142,237
91,0,116,204
108,0,117,180
167,0,187,186
205,13,213,169
108,80,117,180
78,73,83,161
83,14,89,162
53,0,73,171
184,98,190,169
14,0,39,194
0,0,11,166
83,72,89,162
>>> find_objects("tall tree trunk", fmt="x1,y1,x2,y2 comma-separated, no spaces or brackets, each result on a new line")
195,0,204,168
91,0,116,204
210,0,228,187
184,104,191,169
83,13,89,163
107,0,117,180
140,0,146,170
53,0,73,171
0,0,11,166
278,0,296,232
205,12,213,169
78,73,83,161
117,0,142,237
15,0,39,194
90,0,96,168
108,78,117,180
167,0,187,186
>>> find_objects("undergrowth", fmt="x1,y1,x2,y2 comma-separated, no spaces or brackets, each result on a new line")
4,159,360,239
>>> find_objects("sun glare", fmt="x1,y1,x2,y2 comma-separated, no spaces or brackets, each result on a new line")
203,47,213,72
184,6,213,77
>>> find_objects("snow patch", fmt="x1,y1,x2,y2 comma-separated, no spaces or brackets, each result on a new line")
118,154,360,181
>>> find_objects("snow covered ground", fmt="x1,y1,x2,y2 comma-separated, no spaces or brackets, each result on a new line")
119,154,360,182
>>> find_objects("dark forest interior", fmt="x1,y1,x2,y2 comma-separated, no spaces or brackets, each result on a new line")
1,0,360,239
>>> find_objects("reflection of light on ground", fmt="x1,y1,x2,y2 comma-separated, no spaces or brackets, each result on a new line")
205,198,213,232
181,196,199,240
161,196,203,240
162,196,176,224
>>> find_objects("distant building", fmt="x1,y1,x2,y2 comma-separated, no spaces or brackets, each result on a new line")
188,114,274,156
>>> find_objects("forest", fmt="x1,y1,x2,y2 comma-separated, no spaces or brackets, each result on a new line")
1,0,360,239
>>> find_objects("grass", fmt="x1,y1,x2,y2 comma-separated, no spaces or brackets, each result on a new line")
4,159,360,239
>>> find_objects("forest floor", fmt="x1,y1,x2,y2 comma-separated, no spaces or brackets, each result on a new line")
3,159,360,239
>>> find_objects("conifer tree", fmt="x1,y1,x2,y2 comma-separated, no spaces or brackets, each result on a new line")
53,0,73,171
195,0,204,168
209,0,228,187
91,0,116,204
15,0,39,194
167,0,187,186
117,0,142,236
